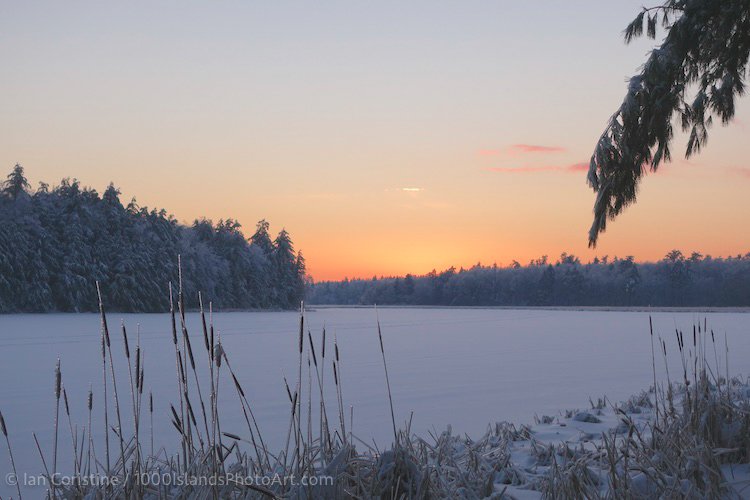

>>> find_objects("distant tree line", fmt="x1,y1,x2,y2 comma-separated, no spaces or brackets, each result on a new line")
0,165,307,312
307,251,750,307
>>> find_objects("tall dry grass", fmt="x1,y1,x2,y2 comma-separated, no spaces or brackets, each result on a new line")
4,280,749,499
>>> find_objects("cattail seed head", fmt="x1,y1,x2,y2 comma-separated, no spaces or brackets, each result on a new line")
55,359,61,400
63,388,70,416
214,343,224,368
186,398,197,427
232,373,245,398
693,325,696,347
170,404,180,424
284,378,293,403
177,354,186,384
377,322,385,355
169,284,178,345
200,293,210,353
186,336,196,370
88,388,93,411
122,323,130,359
0,411,7,437
135,347,141,388
171,419,183,435
321,327,326,359
308,331,318,367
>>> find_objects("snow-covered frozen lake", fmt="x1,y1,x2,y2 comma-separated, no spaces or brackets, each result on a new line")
1,307,749,497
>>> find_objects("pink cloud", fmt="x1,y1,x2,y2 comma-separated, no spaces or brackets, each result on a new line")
487,162,588,174
566,162,589,172
478,144,567,158
510,144,567,154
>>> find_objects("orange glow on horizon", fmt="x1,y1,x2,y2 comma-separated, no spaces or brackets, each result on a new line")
2,1,749,284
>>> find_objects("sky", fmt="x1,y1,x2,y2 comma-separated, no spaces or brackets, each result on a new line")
2,1,749,281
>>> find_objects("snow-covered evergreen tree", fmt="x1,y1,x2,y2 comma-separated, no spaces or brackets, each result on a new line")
0,166,307,312
2,164,30,200
588,0,750,245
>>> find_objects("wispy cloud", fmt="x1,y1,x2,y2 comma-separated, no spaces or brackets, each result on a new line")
510,144,567,154
566,162,589,172
478,144,567,159
487,162,588,174
401,187,424,192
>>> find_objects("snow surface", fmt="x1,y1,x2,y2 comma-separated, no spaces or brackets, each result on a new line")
0,307,748,498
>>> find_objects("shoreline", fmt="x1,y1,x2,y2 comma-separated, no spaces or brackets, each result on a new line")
308,304,750,313
2,305,749,315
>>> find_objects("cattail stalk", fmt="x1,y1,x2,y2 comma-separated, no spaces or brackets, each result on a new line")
33,432,52,495
296,303,304,470
97,282,126,477
177,261,211,452
711,329,721,390
349,405,354,447
199,293,217,456
309,329,331,465
213,337,225,473
169,282,188,468
63,387,81,488
333,333,347,444
649,316,659,428
725,332,730,390
149,392,154,458
320,327,330,456
1,411,22,500
87,385,93,476
122,323,137,427
376,308,398,444
122,322,140,478
306,348,313,467
177,260,193,459
135,344,144,484
222,353,268,470
282,375,297,472
53,358,61,497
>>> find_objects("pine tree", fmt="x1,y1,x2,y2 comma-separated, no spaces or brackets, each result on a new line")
272,229,299,308
2,164,30,200
588,0,750,245
0,165,306,312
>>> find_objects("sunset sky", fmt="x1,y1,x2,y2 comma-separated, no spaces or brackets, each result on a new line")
2,1,749,281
